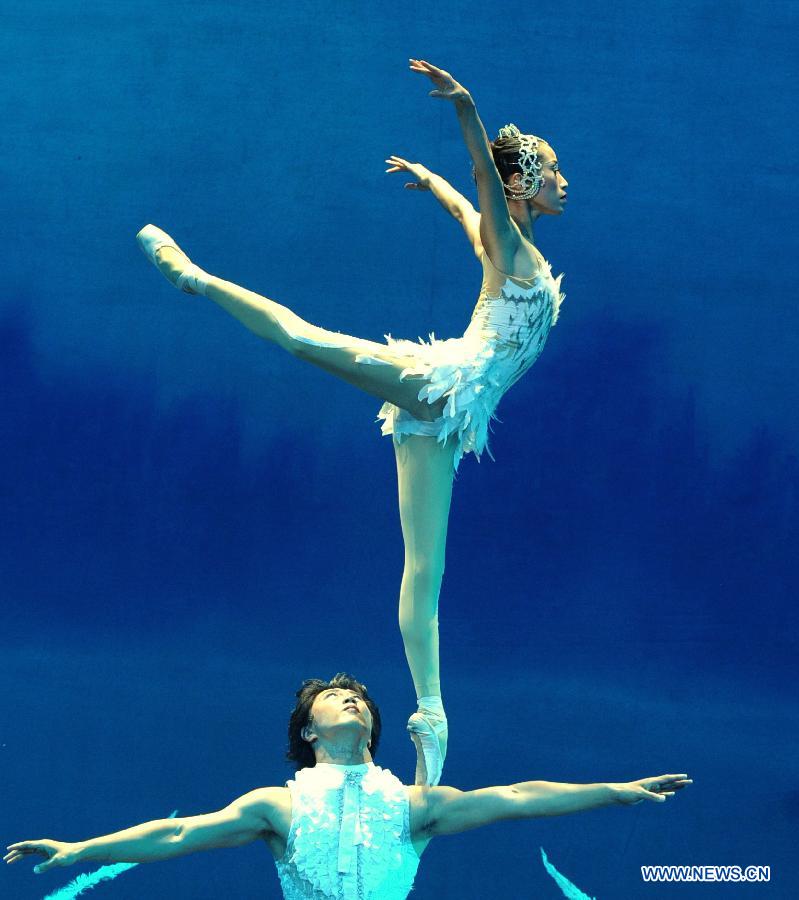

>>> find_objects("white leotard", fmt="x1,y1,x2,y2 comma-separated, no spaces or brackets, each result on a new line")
366,249,565,471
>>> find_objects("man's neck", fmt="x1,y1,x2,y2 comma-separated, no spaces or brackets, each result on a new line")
314,741,372,766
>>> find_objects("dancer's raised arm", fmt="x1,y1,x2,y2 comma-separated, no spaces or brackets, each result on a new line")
420,773,693,837
385,156,482,258
409,58,518,270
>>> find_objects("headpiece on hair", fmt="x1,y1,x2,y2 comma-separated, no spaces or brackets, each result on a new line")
496,123,545,200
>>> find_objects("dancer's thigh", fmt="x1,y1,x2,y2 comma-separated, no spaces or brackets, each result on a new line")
393,433,458,561
293,332,446,422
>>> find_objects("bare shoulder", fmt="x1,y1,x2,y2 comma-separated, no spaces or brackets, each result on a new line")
242,786,291,861
256,786,292,837
238,785,290,805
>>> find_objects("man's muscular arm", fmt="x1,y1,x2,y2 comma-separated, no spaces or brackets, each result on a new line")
6,787,284,875
421,774,692,837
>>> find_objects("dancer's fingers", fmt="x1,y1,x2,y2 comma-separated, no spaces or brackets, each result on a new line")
5,841,43,855
409,59,444,79
416,59,447,76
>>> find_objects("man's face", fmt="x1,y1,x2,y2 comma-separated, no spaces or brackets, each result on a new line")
304,687,373,746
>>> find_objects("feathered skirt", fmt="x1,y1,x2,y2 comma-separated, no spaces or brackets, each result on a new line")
288,316,544,474
352,329,511,474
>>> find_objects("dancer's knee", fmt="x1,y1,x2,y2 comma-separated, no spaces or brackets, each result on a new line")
281,319,322,357
288,334,312,358
399,609,440,644
405,556,446,592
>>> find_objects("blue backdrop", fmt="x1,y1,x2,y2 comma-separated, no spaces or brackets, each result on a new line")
2,0,796,897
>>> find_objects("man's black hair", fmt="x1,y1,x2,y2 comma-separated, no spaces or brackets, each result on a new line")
286,673,382,770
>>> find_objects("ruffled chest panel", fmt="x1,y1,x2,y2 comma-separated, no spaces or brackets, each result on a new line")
274,764,419,900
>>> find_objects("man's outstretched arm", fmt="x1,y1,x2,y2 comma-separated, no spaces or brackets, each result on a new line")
5,788,281,874
422,774,693,837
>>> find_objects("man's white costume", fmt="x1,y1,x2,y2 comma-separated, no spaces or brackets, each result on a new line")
274,762,420,900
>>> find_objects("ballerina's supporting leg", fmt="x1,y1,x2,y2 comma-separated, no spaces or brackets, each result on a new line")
394,432,458,786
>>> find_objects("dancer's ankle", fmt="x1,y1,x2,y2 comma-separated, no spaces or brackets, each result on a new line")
154,247,211,296
417,694,445,715
178,263,212,296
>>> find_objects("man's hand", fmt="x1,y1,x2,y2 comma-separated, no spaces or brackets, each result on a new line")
385,156,432,191
409,59,471,104
612,773,693,805
4,838,81,874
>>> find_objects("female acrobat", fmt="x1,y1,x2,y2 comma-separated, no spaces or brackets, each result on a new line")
136,59,569,788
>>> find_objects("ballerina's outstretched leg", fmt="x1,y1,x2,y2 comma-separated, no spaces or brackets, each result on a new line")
138,224,454,785
136,225,446,421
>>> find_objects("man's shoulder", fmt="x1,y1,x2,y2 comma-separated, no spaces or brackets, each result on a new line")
233,785,290,814
245,785,291,837
257,784,291,808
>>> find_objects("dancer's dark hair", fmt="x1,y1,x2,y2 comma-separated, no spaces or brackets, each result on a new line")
286,673,382,769
472,130,548,194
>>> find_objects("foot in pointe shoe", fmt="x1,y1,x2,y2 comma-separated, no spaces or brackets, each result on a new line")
407,707,448,787
136,224,204,294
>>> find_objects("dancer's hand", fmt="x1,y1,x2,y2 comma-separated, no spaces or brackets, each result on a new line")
4,838,80,873
409,58,471,103
612,774,692,805
385,156,432,191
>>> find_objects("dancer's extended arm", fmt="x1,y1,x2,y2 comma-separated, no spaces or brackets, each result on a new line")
409,58,519,269
4,789,278,873
385,156,482,259
421,773,693,836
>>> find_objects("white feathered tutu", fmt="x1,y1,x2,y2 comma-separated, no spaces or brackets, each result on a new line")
359,250,564,472
291,248,564,474
356,329,504,471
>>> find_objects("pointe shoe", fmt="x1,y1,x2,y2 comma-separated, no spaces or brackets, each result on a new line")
136,224,208,295
407,708,448,787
